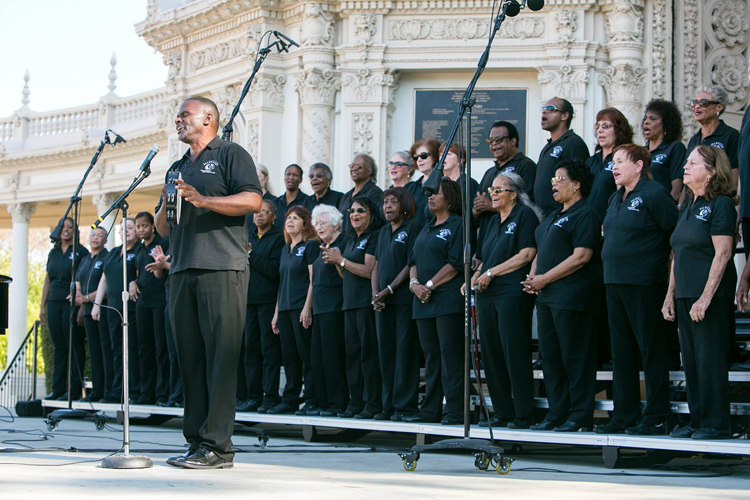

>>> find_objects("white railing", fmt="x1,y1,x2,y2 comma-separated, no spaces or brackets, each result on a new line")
27,104,101,138
0,119,12,142
114,89,167,123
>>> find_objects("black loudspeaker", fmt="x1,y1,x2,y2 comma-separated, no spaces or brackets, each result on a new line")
0,275,11,334
15,399,43,417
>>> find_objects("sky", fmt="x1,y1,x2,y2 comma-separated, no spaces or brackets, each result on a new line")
0,0,167,117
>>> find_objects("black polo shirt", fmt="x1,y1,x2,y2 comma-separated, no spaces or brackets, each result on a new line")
274,189,309,229
76,249,108,316
247,191,276,236
135,235,169,307
247,226,285,305
406,178,428,226
340,181,385,232
585,151,615,224
670,194,737,299
277,240,319,312
534,130,590,217
312,232,346,315
408,213,464,319
478,153,537,201
303,188,345,215
475,204,538,298
686,120,740,169
601,177,678,285
739,107,750,219
46,244,89,301
534,198,601,312
342,228,378,311
648,140,687,194
164,136,261,274
375,217,421,305
103,244,140,307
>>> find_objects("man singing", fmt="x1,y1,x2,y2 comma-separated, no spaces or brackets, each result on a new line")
155,97,262,469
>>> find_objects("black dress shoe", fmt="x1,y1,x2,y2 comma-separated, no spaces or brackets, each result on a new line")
669,425,697,438
156,400,170,407
257,400,278,414
625,421,666,436
295,403,320,416
338,410,356,418
554,421,587,432
166,449,197,466
80,394,102,403
56,393,69,401
478,415,509,428
267,402,297,414
236,399,261,412
402,414,440,423
354,410,376,420
319,408,343,417
374,412,392,421
506,417,534,430
44,392,64,401
390,413,405,422
594,419,631,435
441,415,463,425
174,447,233,469
530,419,556,431
692,427,732,440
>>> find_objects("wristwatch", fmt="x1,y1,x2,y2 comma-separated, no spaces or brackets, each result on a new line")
486,269,492,278
339,258,346,268
425,280,434,290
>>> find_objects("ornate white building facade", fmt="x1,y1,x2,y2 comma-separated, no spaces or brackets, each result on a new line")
1,0,749,359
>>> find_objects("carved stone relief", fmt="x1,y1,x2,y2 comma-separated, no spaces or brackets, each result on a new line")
189,36,255,72
247,119,260,159
353,13,377,62
157,98,180,130
7,202,36,223
554,9,578,59
389,17,544,42
711,54,749,104
537,65,588,101
341,68,399,103
353,114,374,156
605,0,644,43
650,0,668,99
712,0,750,47
301,3,335,47
295,69,341,107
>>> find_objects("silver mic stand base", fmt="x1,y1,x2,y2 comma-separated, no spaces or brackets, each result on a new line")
102,454,153,469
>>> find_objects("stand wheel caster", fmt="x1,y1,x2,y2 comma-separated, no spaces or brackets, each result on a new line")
402,458,418,472
258,435,269,448
495,457,511,475
95,420,105,431
46,421,58,432
474,454,490,470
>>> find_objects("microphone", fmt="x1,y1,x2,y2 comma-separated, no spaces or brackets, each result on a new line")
108,129,127,145
50,218,64,243
422,168,443,196
505,0,521,17
138,144,160,174
527,0,544,11
273,31,300,48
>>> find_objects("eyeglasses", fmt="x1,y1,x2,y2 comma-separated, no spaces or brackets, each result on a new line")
258,210,271,215
541,105,564,114
313,220,331,227
388,161,408,167
594,123,613,131
413,152,430,161
488,187,514,195
690,99,721,108
550,176,569,184
485,136,509,144
309,172,325,179
348,207,368,214
348,163,367,171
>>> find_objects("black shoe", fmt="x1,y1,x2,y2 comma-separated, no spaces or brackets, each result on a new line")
337,410,356,418
257,401,277,414
478,415,509,428
174,447,233,469
390,413,405,422
507,417,534,430
692,427,732,440
136,396,156,405
354,410,376,420
441,415,463,425
374,412,392,421
156,400,170,407
594,419,631,435
320,408,343,417
174,400,184,408
402,414,440,423
44,392,64,401
236,399,261,412
295,403,320,416
267,402,297,415
554,421,587,432
669,425,697,438
56,393,69,401
530,419,556,431
80,394,102,403
625,421,666,436
166,449,196,467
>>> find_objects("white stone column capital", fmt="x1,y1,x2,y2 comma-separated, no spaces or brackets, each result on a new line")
92,193,119,213
7,202,36,223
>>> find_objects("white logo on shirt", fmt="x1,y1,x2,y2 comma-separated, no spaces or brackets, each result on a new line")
505,222,517,234
550,145,563,158
394,231,408,243
605,161,614,172
436,229,452,240
627,197,643,212
710,142,725,149
295,246,306,257
356,239,368,250
504,166,516,173
200,160,219,174
653,153,667,164
94,261,103,270
127,253,136,261
695,206,712,222
553,216,569,227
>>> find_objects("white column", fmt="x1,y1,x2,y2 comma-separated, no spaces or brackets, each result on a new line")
92,193,118,250
6,203,36,365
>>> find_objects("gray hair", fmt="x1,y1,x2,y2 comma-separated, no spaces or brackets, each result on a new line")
256,163,273,196
309,162,333,180
355,153,378,184
495,171,543,220
312,204,343,230
698,85,728,115
392,150,414,172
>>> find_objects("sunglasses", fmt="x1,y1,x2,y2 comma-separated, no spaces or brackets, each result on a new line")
413,152,430,160
348,207,368,214
541,105,564,114
348,163,367,170
488,187,514,195
485,136,509,144
550,176,569,184
388,161,408,167
690,99,721,108
309,172,325,179
594,123,613,131
257,210,272,215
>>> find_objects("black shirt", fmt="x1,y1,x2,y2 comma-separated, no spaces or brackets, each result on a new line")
303,188,345,216
312,232,346,315
534,130,590,217
165,136,261,274
407,177,429,227
739,107,750,218
340,181,385,232
476,204,539,298
76,249,109,316
535,198,601,312
478,153,537,201
601,177,678,285
135,235,170,307
277,240,319,312
408,213,464,319
247,226,285,305
586,151,615,223
103,244,140,307
670,194,737,299
648,140,687,194
686,120,740,169
274,189,309,229
342,228,378,311
375,217,422,305
46,244,89,301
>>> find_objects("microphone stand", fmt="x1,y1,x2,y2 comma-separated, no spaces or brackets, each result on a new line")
97,168,153,470
399,0,518,474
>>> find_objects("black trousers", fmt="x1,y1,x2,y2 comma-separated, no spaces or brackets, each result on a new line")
46,300,85,397
243,303,281,404
344,307,382,414
106,301,140,401
312,312,349,410
83,311,112,399
676,296,733,431
135,304,169,403
277,308,316,406
375,303,420,416
476,294,535,421
169,269,247,461
607,283,671,425
163,300,183,405
416,313,464,420
536,303,598,426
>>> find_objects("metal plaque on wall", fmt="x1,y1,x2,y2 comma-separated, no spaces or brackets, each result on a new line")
413,88,528,160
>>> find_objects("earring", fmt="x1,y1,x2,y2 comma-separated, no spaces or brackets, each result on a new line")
716,111,720,117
